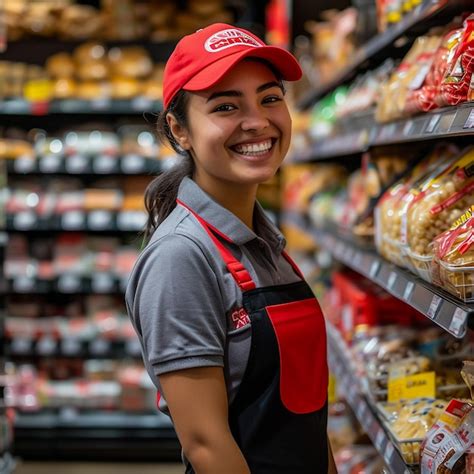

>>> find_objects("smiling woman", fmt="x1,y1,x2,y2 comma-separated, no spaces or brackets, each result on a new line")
125,23,336,474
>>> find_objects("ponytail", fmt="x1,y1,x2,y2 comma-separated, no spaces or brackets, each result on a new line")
144,91,194,241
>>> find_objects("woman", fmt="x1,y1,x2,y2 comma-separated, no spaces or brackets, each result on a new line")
126,23,336,474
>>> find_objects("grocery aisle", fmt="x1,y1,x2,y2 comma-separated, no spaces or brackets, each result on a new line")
14,463,183,474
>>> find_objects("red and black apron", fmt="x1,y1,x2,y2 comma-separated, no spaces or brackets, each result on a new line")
173,200,329,473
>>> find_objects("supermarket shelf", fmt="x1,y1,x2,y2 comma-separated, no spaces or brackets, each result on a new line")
5,338,142,360
5,210,146,232
327,324,412,474
13,411,180,461
3,273,129,295
0,98,162,116
297,0,469,109
292,103,474,162
284,212,474,338
6,154,164,176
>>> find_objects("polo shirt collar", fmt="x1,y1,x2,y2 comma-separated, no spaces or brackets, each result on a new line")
177,177,286,251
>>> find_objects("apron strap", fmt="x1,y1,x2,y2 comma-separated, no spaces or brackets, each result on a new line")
177,199,257,291
177,199,305,288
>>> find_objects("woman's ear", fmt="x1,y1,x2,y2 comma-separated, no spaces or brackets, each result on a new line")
167,114,191,150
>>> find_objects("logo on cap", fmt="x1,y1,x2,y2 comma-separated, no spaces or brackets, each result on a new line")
205,28,263,53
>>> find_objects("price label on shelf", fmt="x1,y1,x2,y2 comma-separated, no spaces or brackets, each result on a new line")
403,281,415,301
57,274,81,293
65,154,89,174
61,211,85,230
88,210,113,230
375,430,385,451
387,271,397,289
10,338,32,355
93,155,117,174
91,273,115,293
427,294,442,319
13,276,35,293
39,154,61,173
449,308,467,337
126,339,142,356
90,98,111,110
403,120,414,136
61,338,82,356
425,113,440,133
463,108,474,129
369,260,380,278
90,339,111,356
121,154,145,174
388,371,436,402
13,211,36,230
384,443,394,464
37,336,57,355
14,155,36,173
131,96,153,111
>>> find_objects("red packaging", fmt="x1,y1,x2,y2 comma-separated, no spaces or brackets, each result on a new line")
440,14,474,106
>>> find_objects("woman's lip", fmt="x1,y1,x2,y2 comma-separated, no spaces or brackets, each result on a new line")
229,139,276,162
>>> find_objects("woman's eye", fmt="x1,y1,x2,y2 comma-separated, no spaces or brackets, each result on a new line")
263,95,283,104
213,104,236,112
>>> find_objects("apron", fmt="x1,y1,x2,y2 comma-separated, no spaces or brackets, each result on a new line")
167,200,329,474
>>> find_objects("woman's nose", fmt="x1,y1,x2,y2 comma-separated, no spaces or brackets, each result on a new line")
240,107,270,131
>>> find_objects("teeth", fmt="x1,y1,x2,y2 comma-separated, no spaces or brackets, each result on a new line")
234,139,272,155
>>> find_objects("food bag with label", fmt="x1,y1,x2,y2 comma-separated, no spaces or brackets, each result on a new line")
432,208,474,301
440,14,474,106
404,147,474,282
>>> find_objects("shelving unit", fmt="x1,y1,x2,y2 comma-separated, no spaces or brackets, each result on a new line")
297,0,473,109
292,102,474,162
285,211,474,338
327,324,412,474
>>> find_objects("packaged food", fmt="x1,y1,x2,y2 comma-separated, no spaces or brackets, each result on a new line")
404,147,474,282
461,360,474,400
440,14,474,107
432,209,474,301
420,399,473,473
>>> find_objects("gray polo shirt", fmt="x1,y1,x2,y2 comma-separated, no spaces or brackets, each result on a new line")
125,176,300,412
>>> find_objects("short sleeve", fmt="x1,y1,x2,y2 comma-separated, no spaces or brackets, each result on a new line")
127,234,226,375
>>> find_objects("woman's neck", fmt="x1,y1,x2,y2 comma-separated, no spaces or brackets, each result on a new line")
194,174,257,229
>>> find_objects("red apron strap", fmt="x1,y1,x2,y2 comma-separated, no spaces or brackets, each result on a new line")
281,250,305,280
177,199,257,291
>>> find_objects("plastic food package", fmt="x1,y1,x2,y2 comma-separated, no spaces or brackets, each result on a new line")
375,144,459,268
376,35,442,123
404,147,474,282
432,210,474,302
440,14,474,107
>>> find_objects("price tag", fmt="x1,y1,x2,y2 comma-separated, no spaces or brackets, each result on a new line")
65,154,89,174
387,271,398,289
131,96,153,111
403,120,414,136
13,211,36,230
57,274,81,293
116,211,146,230
384,443,394,464
91,273,114,293
354,252,363,267
388,371,436,402
14,155,36,173
403,281,415,301
356,403,364,419
39,154,61,173
93,155,117,174
90,98,111,110
13,275,35,293
61,211,85,230
88,210,113,230
463,108,474,129
89,338,111,356
10,338,32,354
449,308,467,337
425,113,440,133
427,294,442,319
37,336,56,355
328,374,337,404
375,430,385,451
121,154,145,174
126,338,142,356
369,260,381,278
61,338,82,356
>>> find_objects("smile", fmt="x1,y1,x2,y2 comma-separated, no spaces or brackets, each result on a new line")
231,138,275,156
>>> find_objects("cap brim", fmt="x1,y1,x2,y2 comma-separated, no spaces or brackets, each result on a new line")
182,46,302,92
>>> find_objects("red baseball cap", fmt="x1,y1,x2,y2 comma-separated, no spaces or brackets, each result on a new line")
163,23,303,109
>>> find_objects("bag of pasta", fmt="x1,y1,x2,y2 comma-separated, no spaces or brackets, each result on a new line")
405,147,474,282
432,209,474,302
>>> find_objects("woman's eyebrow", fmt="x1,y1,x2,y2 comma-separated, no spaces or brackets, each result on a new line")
206,81,282,103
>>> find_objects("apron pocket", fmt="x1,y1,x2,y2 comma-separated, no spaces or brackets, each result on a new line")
266,298,328,414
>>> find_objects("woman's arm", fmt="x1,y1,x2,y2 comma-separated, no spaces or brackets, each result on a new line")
160,366,250,474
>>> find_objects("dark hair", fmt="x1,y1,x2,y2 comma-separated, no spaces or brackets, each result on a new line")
144,57,285,241
144,90,195,241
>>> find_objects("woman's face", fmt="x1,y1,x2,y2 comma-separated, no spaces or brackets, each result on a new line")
175,60,292,193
